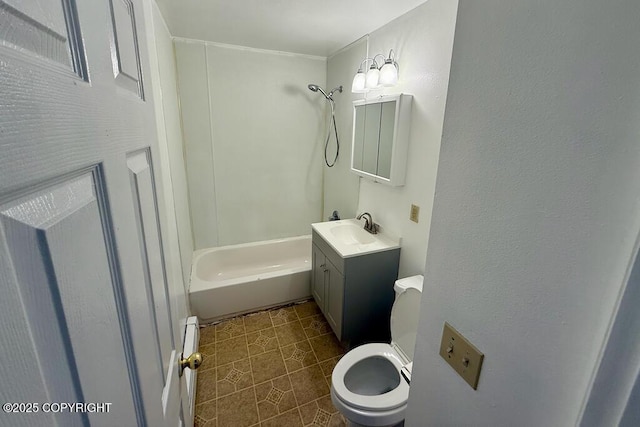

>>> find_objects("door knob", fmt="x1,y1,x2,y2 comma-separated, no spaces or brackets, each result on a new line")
179,352,203,376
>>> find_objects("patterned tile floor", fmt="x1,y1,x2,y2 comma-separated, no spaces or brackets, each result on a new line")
194,300,348,427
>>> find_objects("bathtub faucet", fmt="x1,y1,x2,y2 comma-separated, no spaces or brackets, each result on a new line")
356,212,378,234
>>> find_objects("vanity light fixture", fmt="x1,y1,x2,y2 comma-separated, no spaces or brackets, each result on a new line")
351,50,399,93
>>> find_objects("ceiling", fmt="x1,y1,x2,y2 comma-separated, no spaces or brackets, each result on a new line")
153,0,429,57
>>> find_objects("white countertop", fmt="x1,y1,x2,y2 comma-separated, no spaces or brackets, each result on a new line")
311,218,401,258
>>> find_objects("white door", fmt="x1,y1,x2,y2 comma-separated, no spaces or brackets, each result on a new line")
0,1,186,426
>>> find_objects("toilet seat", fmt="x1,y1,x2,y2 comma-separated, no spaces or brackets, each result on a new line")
330,282,423,426
331,342,410,412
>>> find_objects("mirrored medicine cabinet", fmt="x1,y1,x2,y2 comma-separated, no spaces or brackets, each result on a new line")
351,94,412,186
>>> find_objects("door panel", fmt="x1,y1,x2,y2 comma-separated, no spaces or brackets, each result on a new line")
0,0,87,76
0,170,138,426
108,0,144,97
127,149,174,380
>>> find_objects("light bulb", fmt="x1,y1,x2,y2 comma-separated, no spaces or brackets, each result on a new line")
379,60,398,86
365,65,380,89
351,70,367,93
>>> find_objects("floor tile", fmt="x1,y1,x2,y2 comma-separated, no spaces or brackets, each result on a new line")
294,301,322,319
216,358,254,397
300,314,332,338
318,357,339,377
215,318,246,341
250,349,287,384
199,343,217,372
247,327,279,356
255,374,297,421
194,414,217,427
200,325,217,346
195,399,217,422
216,335,249,366
299,395,346,427
289,365,330,405
216,388,259,427
308,333,344,362
196,368,217,404
274,320,307,346
270,306,298,326
260,408,303,427
281,340,318,373
244,311,274,333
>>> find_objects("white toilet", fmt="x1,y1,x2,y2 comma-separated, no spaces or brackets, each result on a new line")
331,275,424,427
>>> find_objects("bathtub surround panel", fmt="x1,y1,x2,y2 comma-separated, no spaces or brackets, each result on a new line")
326,0,459,277
323,37,367,221
190,236,312,321
206,44,326,246
174,41,219,249
174,39,327,248
406,0,640,426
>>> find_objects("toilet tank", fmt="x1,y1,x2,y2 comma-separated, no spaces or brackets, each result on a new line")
394,275,424,298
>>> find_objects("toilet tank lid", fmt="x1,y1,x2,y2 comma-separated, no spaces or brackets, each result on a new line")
394,275,424,293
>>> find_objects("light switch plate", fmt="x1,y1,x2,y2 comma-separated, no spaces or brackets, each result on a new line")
410,204,420,223
439,322,484,389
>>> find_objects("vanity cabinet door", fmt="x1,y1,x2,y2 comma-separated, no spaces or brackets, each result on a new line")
311,244,327,314
325,259,344,340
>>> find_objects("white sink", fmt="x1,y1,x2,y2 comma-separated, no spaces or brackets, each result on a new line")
330,224,376,246
312,219,400,258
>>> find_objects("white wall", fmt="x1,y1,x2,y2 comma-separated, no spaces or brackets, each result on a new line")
141,1,193,324
325,0,459,278
323,38,366,221
406,0,640,426
175,39,327,247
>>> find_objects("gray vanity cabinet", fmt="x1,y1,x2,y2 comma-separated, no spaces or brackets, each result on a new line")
311,230,400,346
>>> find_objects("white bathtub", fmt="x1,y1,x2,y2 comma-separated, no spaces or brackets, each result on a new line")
189,235,312,321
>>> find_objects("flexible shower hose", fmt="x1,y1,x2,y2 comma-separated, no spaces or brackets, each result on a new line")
325,99,339,167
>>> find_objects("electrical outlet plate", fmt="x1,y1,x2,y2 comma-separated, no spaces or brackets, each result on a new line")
439,322,484,390
410,204,420,223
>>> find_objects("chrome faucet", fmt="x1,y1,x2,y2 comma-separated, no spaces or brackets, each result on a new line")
356,212,378,234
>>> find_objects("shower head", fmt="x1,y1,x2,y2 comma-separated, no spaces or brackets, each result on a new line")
308,84,343,101
308,83,330,99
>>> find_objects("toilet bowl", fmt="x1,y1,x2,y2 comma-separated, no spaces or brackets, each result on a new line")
331,275,423,427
